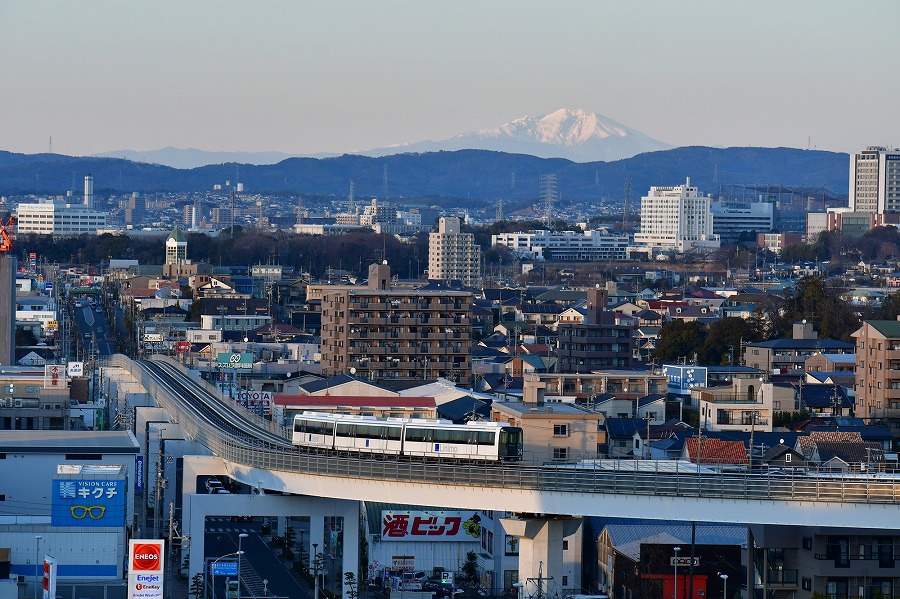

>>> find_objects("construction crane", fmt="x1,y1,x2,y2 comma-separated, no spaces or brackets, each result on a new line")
0,216,14,253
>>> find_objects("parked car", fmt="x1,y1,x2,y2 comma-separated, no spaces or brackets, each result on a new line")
423,581,464,598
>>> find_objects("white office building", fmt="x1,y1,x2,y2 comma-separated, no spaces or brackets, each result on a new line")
634,178,720,253
15,199,108,236
710,201,774,241
428,216,480,286
491,229,629,261
849,146,900,213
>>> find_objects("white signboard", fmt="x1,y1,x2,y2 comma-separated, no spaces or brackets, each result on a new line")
43,364,67,389
67,361,84,377
381,510,484,542
127,539,165,599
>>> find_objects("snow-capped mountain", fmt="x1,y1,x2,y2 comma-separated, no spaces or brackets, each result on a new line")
362,108,671,162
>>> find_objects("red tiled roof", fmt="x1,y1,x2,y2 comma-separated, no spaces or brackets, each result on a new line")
685,437,749,465
274,395,436,408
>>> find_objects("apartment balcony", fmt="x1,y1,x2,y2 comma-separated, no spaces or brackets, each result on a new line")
766,569,798,588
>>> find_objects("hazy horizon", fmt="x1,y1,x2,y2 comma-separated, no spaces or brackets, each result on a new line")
2,0,898,157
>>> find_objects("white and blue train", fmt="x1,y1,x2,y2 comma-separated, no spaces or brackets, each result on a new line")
292,411,524,462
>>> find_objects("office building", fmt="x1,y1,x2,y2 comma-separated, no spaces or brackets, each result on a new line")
320,263,473,385
15,199,108,235
634,178,720,253
428,216,481,286
491,229,629,261
849,146,900,214
125,192,145,226
710,201,774,242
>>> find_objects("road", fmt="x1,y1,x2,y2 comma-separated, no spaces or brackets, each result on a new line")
206,518,311,599
72,303,116,356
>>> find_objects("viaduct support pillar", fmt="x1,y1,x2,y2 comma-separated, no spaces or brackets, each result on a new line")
501,515,581,597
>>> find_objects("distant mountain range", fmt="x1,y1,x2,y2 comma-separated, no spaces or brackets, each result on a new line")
91,109,670,168
0,146,849,206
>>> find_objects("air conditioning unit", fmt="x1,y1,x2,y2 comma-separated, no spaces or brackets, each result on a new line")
14,399,24,408
3,397,11,407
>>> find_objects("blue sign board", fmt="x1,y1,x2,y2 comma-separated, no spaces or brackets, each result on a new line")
51,479,125,527
210,561,238,576
663,365,708,395
135,455,145,494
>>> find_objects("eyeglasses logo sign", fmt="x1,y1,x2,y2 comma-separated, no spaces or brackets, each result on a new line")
71,505,106,519
52,479,125,528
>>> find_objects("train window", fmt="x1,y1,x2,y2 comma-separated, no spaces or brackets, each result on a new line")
433,429,452,443
336,423,354,437
477,431,495,446
294,420,306,433
357,425,382,439
406,427,431,443
450,430,470,444
386,426,403,441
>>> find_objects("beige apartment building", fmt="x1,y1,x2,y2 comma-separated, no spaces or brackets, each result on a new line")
320,263,473,385
852,319,900,424
428,216,480,286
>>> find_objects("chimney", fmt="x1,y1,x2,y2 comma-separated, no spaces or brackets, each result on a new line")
83,175,94,209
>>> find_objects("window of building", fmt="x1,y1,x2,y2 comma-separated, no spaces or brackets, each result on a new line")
553,424,569,436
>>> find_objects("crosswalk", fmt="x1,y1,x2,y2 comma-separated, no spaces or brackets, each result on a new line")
206,516,258,533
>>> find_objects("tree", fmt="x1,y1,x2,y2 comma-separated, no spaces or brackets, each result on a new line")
461,550,479,589
189,572,205,599
344,572,359,599
653,320,708,363
699,317,764,365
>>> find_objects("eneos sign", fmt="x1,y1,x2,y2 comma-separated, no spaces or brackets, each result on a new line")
128,539,165,599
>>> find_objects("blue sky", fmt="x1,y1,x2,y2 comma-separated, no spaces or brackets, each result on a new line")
1,0,897,156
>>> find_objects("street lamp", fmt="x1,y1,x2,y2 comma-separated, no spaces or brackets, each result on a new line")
33,535,42,599
313,543,320,599
237,533,249,599
211,551,244,599
673,547,681,599
719,573,728,599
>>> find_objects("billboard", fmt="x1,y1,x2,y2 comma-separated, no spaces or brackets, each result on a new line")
135,456,145,494
67,362,84,377
44,364,67,389
236,390,273,415
210,561,238,576
42,555,57,599
381,510,484,542
51,479,125,527
128,540,165,599
663,365,707,395
217,352,254,370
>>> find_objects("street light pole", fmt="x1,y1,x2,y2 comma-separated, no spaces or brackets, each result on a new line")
237,533,249,599
33,535,42,599
313,543,319,599
719,573,728,599
673,546,680,599
211,551,244,599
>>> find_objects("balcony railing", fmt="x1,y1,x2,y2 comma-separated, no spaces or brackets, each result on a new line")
766,569,798,586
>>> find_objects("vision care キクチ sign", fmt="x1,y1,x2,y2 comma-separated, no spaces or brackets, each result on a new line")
128,540,165,599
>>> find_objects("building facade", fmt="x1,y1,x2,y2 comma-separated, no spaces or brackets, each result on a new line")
556,288,634,373
320,263,473,385
634,178,720,253
710,201,774,241
428,216,481,286
852,320,900,427
15,199,108,235
491,229,629,261
849,146,900,214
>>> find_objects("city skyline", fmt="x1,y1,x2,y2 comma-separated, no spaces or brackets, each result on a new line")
2,0,898,158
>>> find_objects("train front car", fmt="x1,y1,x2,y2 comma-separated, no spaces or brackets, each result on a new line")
292,412,337,450
498,426,524,462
